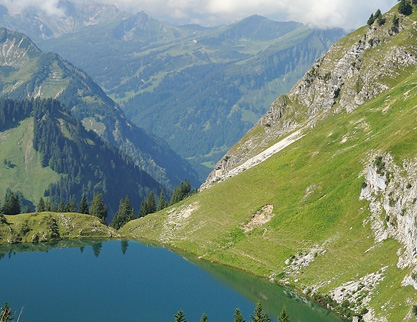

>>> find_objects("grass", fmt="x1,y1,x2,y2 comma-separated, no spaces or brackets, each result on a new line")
0,212,119,244
0,118,59,205
121,36,417,320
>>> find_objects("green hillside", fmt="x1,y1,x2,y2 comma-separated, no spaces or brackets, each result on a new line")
0,27,198,188
11,4,344,179
0,98,161,219
0,212,118,244
121,5,417,321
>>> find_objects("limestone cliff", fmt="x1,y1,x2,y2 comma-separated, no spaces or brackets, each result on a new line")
203,9,417,189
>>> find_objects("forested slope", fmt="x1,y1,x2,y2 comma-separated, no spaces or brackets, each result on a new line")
0,98,161,219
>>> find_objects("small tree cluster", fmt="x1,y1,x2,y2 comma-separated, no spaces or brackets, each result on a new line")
170,179,192,205
37,196,77,213
110,195,135,229
171,302,289,322
138,191,156,218
89,193,107,221
2,192,20,215
398,0,413,16
367,9,385,26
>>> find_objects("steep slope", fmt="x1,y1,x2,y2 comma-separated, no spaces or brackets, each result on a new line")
2,3,345,179
122,5,417,321
203,6,417,188
0,28,198,188
0,98,161,219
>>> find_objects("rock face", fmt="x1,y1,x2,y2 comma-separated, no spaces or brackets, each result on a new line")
360,153,417,272
203,11,417,189
0,28,41,67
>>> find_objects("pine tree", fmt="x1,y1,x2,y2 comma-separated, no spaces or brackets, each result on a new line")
170,179,192,205
90,193,107,221
398,0,413,15
139,191,156,217
79,194,89,214
367,13,375,25
200,313,208,322
110,195,135,229
58,199,65,212
157,190,167,211
234,308,245,322
172,310,186,322
3,192,20,215
278,306,290,322
250,302,271,322
0,302,13,322
68,196,77,212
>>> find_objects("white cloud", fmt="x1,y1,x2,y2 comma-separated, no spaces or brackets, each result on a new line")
0,0,65,16
0,0,399,29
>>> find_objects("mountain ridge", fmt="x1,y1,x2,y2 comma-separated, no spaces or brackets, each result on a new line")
0,27,198,188
5,3,345,179
122,4,417,321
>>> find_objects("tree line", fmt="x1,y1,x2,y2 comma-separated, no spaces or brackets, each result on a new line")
1,178,193,232
0,97,163,218
172,302,290,322
0,301,290,322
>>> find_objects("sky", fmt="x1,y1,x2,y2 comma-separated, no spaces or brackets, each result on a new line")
0,0,399,30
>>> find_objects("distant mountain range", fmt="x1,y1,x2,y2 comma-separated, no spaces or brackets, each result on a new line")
0,27,198,189
0,1,346,179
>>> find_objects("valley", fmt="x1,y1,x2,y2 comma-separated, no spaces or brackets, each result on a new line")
1,1,417,321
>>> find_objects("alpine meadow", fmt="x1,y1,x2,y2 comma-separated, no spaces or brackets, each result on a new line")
2,1,417,322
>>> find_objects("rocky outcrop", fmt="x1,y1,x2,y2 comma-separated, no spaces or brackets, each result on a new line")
360,153,417,272
0,28,41,67
203,12,417,189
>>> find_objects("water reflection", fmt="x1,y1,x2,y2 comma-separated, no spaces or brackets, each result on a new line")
0,239,110,260
0,240,345,322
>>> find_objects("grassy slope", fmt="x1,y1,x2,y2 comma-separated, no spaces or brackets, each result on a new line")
0,212,119,244
0,118,58,203
121,44,417,320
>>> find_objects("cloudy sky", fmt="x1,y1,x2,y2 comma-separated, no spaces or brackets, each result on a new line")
0,0,399,29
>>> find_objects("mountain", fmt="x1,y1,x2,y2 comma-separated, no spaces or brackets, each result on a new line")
0,1,125,39
0,27,198,188
121,4,417,321
0,98,161,220
0,2,346,179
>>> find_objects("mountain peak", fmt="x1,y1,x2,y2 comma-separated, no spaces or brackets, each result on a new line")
0,28,41,67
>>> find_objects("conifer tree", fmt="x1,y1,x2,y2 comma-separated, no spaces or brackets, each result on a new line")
2,192,20,215
139,191,156,217
79,194,89,214
172,310,186,322
157,190,168,211
0,302,13,322
278,306,290,322
250,302,271,322
367,13,375,25
234,308,245,322
110,195,135,229
58,199,65,212
398,0,412,15
200,313,208,322
170,179,192,205
90,193,107,221
37,197,46,212
68,196,77,212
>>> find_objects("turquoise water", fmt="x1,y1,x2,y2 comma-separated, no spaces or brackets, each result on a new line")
0,240,344,321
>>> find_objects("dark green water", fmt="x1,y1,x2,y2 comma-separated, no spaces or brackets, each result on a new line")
0,240,344,322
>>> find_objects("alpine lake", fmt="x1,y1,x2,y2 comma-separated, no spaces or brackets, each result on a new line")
0,240,345,322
